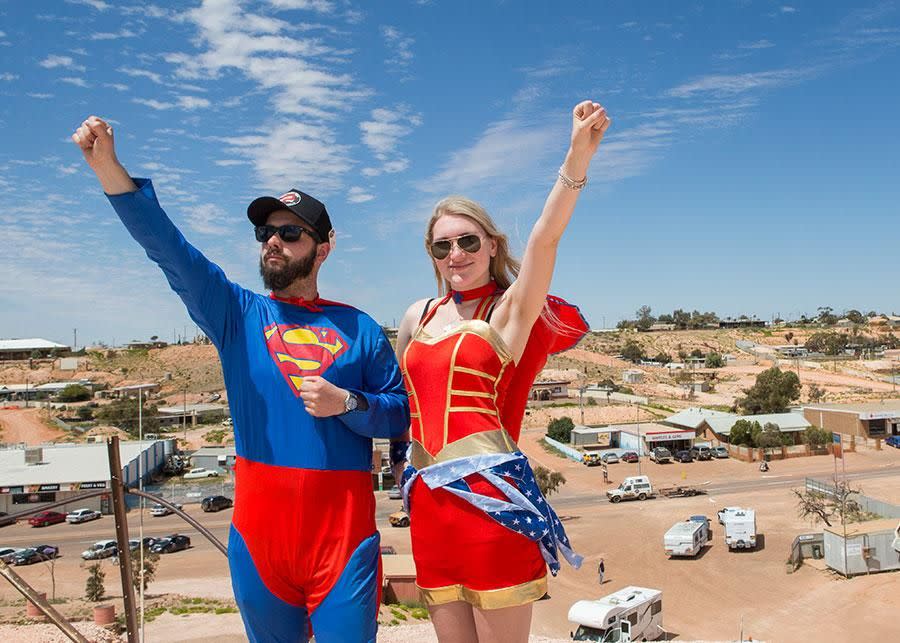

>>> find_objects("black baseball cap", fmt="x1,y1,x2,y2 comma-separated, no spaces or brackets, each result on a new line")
247,189,333,242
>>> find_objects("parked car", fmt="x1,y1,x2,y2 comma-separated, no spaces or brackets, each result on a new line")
582,453,602,467
0,512,15,527
649,447,672,464
82,540,118,560
183,467,219,480
28,511,67,528
380,545,397,555
0,548,24,564
201,495,233,512
150,534,191,554
389,510,410,528
712,446,729,459
150,502,183,517
674,450,693,463
620,451,639,463
13,545,59,565
886,435,900,448
66,508,101,524
689,446,713,461
387,485,402,500
600,452,619,464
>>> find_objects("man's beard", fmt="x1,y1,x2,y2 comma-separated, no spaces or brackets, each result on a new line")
259,246,316,291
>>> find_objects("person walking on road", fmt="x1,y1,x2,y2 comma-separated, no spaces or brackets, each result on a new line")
598,558,606,585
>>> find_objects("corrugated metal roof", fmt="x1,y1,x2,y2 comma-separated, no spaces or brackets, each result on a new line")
0,441,157,487
192,446,237,457
0,338,69,351
664,407,737,430
706,413,811,435
803,400,900,413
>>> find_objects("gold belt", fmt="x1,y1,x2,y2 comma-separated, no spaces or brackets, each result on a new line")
410,429,518,470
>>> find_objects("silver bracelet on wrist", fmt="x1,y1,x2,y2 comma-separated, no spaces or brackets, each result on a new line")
558,167,587,190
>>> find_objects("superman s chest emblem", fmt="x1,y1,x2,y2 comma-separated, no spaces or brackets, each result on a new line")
263,323,349,396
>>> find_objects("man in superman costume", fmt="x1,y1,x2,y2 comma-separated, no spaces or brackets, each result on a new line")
72,116,409,642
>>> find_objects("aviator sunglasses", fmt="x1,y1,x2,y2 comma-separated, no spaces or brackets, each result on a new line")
429,233,482,260
255,224,318,244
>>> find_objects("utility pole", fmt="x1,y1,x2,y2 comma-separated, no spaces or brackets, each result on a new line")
183,388,187,443
73,328,77,352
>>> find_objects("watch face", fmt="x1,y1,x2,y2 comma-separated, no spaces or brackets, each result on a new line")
346,393,358,412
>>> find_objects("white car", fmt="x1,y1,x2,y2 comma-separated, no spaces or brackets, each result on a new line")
82,540,118,560
151,502,183,517
182,467,219,480
387,485,402,500
66,508,102,524
0,548,25,564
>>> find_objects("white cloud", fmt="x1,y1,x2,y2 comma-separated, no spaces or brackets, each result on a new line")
65,0,110,10
781,6,797,13
347,187,375,203
0,73,17,81
381,25,414,73
215,160,245,167
738,39,776,49
90,29,139,41
178,95,211,109
57,164,80,176
223,121,352,194
133,98,174,110
267,0,335,12
184,203,231,236
104,82,129,91
667,68,807,98
39,55,86,71
118,67,163,84
27,92,54,99
60,77,88,87
132,95,210,111
359,106,421,176
69,47,88,55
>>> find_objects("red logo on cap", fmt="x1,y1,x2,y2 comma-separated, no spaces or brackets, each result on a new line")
279,191,301,206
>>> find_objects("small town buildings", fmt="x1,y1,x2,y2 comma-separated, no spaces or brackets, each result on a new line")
157,403,230,428
0,338,70,361
0,441,170,515
823,519,900,576
0,380,95,403
530,380,571,401
98,383,161,400
662,407,738,436
803,400,900,439
703,412,811,444
623,369,644,384
191,446,236,472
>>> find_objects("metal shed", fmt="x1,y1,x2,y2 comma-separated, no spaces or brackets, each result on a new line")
823,518,900,576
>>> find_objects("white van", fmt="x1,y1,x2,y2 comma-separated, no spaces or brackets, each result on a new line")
718,507,757,550
664,517,710,557
569,586,663,642
606,475,653,503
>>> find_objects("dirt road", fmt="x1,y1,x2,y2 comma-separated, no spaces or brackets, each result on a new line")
0,407,65,444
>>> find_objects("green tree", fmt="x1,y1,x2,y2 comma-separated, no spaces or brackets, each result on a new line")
57,384,92,402
85,563,105,601
802,426,831,448
76,406,94,421
547,416,575,443
805,332,849,355
756,422,784,450
690,348,704,358
738,367,801,414
653,352,672,364
845,309,865,325
533,465,566,498
729,419,762,446
635,305,654,331
817,306,838,326
705,352,725,368
95,398,160,436
131,547,160,592
620,341,645,363
807,384,826,403
672,309,691,329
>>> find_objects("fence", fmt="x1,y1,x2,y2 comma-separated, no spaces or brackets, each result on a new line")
543,436,585,462
805,478,900,519
787,533,825,573
136,479,235,508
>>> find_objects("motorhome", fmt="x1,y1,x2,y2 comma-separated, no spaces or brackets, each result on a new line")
606,476,654,503
718,507,757,550
664,517,710,557
569,586,663,642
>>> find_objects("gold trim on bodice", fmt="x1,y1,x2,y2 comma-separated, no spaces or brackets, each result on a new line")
412,318,514,365
409,428,518,470
418,574,548,609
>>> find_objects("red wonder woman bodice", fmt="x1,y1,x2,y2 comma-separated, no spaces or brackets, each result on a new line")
402,317,517,463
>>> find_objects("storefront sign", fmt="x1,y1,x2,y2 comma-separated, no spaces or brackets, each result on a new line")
38,484,60,492
0,486,24,494
846,543,862,557
79,481,108,490
644,432,693,442
860,412,898,420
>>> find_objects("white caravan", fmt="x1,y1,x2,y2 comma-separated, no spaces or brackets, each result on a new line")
664,518,710,557
568,586,663,642
718,507,757,550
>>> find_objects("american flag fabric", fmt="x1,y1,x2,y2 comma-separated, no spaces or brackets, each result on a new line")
402,451,582,575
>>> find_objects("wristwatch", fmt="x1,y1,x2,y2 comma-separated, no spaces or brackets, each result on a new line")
343,391,360,413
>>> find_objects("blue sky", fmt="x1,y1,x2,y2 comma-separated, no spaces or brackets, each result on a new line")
1,0,899,347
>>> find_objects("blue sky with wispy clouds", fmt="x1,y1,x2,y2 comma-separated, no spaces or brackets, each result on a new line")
1,0,898,346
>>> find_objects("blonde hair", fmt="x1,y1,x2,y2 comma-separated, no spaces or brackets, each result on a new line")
425,196,521,295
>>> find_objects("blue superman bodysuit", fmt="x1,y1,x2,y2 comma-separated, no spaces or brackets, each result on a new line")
107,179,409,643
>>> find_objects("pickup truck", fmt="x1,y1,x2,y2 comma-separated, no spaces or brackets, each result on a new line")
606,476,654,503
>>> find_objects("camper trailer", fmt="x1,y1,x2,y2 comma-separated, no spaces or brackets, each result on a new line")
664,517,710,557
568,586,663,642
718,507,757,550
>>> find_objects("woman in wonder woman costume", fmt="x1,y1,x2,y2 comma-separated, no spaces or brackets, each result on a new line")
392,100,611,642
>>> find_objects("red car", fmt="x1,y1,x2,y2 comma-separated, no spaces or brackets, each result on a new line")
28,511,67,528
621,451,639,463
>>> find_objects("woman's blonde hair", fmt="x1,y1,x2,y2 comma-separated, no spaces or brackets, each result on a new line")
425,196,521,295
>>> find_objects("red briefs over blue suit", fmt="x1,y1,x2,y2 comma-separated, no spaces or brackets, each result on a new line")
400,287,588,609
107,179,409,642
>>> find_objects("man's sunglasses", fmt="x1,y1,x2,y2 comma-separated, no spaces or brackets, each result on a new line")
255,224,318,244
429,234,482,260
